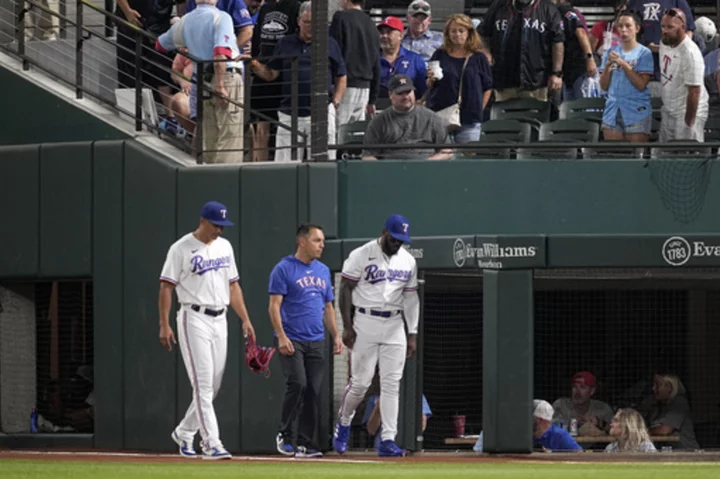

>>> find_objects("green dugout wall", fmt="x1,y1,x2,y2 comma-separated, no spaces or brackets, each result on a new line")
2,141,720,453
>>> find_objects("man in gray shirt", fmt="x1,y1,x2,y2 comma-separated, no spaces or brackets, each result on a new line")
362,74,452,160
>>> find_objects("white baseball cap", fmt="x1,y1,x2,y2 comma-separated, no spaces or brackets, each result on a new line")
533,399,554,421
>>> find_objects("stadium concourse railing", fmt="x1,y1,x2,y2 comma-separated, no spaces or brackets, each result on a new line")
1,0,309,164
3,1,720,164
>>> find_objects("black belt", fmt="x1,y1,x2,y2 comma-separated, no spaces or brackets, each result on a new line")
201,67,241,82
356,307,402,318
190,304,225,317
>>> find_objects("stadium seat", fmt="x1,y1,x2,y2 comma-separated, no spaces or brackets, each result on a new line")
650,141,712,160
559,97,606,124
704,118,720,142
490,98,551,123
651,96,663,112
583,140,646,160
375,98,392,112
517,119,599,160
465,120,532,159
337,120,369,160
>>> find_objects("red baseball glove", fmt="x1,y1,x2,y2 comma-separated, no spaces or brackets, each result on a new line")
245,336,276,378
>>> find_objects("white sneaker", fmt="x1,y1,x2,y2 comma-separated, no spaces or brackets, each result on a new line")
171,430,197,458
203,446,232,460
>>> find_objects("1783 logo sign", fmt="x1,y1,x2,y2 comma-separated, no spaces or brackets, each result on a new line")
662,236,720,266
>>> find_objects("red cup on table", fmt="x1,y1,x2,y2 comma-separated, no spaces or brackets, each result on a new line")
452,415,466,437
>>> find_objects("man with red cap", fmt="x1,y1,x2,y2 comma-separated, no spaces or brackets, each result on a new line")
378,16,427,99
552,371,614,435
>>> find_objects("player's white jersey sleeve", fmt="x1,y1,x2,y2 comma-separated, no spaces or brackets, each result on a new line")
160,242,183,285
404,258,418,292
341,245,365,282
229,244,240,283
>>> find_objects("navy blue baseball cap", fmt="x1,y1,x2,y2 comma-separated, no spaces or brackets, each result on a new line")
201,201,234,226
385,214,412,244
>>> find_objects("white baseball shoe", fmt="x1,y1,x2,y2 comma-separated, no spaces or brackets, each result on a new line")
202,445,232,460
171,430,197,458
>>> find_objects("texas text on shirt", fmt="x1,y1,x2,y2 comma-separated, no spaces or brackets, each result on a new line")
340,239,418,317
268,255,334,342
160,233,239,307
156,5,239,71
185,0,253,34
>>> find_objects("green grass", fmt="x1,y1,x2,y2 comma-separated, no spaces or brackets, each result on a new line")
2,460,720,479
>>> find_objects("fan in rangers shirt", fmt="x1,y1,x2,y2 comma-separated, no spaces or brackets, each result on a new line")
332,214,419,457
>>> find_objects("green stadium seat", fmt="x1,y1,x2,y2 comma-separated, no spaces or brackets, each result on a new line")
559,97,606,124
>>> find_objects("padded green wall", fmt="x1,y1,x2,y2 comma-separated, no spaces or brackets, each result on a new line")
338,160,720,237
0,65,128,146
5,142,720,453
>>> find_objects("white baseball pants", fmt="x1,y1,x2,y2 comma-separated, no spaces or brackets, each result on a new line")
338,311,407,442
175,307,228,450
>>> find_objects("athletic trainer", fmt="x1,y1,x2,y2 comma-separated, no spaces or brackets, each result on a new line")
269,224,343,458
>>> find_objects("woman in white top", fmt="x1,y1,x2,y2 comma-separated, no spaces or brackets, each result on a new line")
605,408,657,453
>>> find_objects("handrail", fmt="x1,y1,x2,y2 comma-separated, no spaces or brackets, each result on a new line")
7,0,310,162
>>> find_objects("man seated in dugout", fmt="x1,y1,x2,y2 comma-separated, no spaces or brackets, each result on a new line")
474,399,582,452
552,371,614,437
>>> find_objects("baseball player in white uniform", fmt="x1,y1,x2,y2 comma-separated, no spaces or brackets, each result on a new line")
159,201,256,460
332,214,419,457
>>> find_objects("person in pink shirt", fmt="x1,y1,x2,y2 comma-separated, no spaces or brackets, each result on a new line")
170,49,196,135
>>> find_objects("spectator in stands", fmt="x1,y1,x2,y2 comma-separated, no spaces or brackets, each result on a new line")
25,0,59,41
589,0,627,61
480,0,565,102
426,14,493,144
184,0,254,52
251,1,346,162
247,0,264,23
659,8,709,142
605,408,657,453
704,46,720,118
552,372,614,436
599,10,653,143
534,399,583,452
116,0,186,121
250,0,301,162
377,17,427,99
330,0,381,126
362,74,451,160
169,49,196,134
696,16,719,53
156,0,245,164
647,374,699,450
553,0,597,102
627,0,695,98
402,0,444,65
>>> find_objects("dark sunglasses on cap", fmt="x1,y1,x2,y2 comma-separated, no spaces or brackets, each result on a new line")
410,3,430,14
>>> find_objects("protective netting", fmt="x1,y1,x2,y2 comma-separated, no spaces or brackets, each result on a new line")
422,272,483,449
646,155,713,224
34,281,94,433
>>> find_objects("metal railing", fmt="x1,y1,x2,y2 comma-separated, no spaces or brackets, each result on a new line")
3,1,720,164
1,0,313,164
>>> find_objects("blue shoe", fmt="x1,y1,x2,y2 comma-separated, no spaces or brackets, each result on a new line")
296,445,323,458
276,433,295,456
378,440,407,457
171,430,197,458
202,446,232,460
332,422,350,454
373,426,383,450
